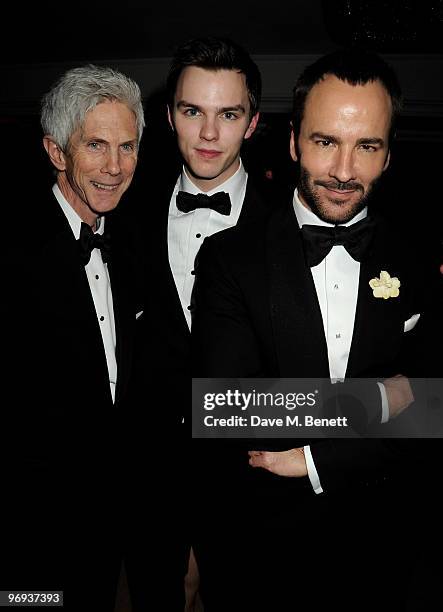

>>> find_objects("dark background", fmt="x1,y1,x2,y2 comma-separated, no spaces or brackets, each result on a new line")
1,1,442,63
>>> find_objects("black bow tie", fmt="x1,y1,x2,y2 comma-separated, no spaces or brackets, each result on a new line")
176,191,231,216
77,222,111,266
300,216,376,267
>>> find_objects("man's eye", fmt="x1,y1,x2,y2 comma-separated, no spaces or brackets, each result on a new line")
360,144,377,152
184,108,200,117
316,140,332,147
121,143,135,152
223,112,237,120
88,142,101,150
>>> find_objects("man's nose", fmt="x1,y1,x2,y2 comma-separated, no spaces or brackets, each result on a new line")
101,149,121,175
199,116,219,141
329,147,356,183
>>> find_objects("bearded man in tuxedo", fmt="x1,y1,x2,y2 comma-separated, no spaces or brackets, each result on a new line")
192,48,442,611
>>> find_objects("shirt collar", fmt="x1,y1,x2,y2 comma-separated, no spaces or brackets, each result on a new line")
171,159,247,219
53,183,104,239
293,187,367,229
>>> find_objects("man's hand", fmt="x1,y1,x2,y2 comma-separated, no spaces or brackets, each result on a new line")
383,374,414,418
248,448,308,477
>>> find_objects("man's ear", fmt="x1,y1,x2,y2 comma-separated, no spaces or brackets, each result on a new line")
383,149,391,172
167,105,174,131
289,127,298,162
244,112,260,140
43,136,66,171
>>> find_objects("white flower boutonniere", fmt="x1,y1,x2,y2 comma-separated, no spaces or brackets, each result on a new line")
369,270,400,299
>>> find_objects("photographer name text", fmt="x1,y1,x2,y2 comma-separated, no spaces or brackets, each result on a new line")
203,415,348,428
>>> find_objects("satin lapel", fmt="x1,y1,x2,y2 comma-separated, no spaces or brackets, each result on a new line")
346,217,405,377
267,205,330,377
108,250,135,405
41,200,101,331
38,197,111,390
236,179,269,226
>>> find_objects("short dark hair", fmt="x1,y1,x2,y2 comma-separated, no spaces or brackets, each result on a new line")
166,36,261,119
292,48,402,143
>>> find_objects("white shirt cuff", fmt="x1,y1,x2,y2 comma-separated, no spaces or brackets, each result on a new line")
377,382,389,423
304,445,323,494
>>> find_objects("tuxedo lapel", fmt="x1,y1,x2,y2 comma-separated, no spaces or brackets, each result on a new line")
35,197,112,400
267,205,330,377
236,180,269,226
346,217,405,377
39,200,102,333
108,252,135,406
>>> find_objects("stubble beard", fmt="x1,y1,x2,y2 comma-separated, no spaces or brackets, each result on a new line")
298,166,381,224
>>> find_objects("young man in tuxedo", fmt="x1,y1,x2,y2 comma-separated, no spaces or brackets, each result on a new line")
192,49,442,611
135,36,270,372
131,36,281,602
3,65,185,610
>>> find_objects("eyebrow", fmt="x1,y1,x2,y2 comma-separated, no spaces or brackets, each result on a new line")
219,105,246,114
84,136,138,147
310,132,385,146
84,137,108,143
356,137,385,146
176,100,246,114
310,132,339,143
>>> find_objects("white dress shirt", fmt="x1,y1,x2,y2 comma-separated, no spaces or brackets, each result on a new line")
168,160,248,329
294,189,366,381
293,188,388,493
53,184,117,402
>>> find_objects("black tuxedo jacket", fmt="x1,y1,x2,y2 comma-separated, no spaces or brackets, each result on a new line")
191,199,443,610
1,183,144,594
118,167,281,596
129,166,278,384
3,184,143,479
192,199,442,492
